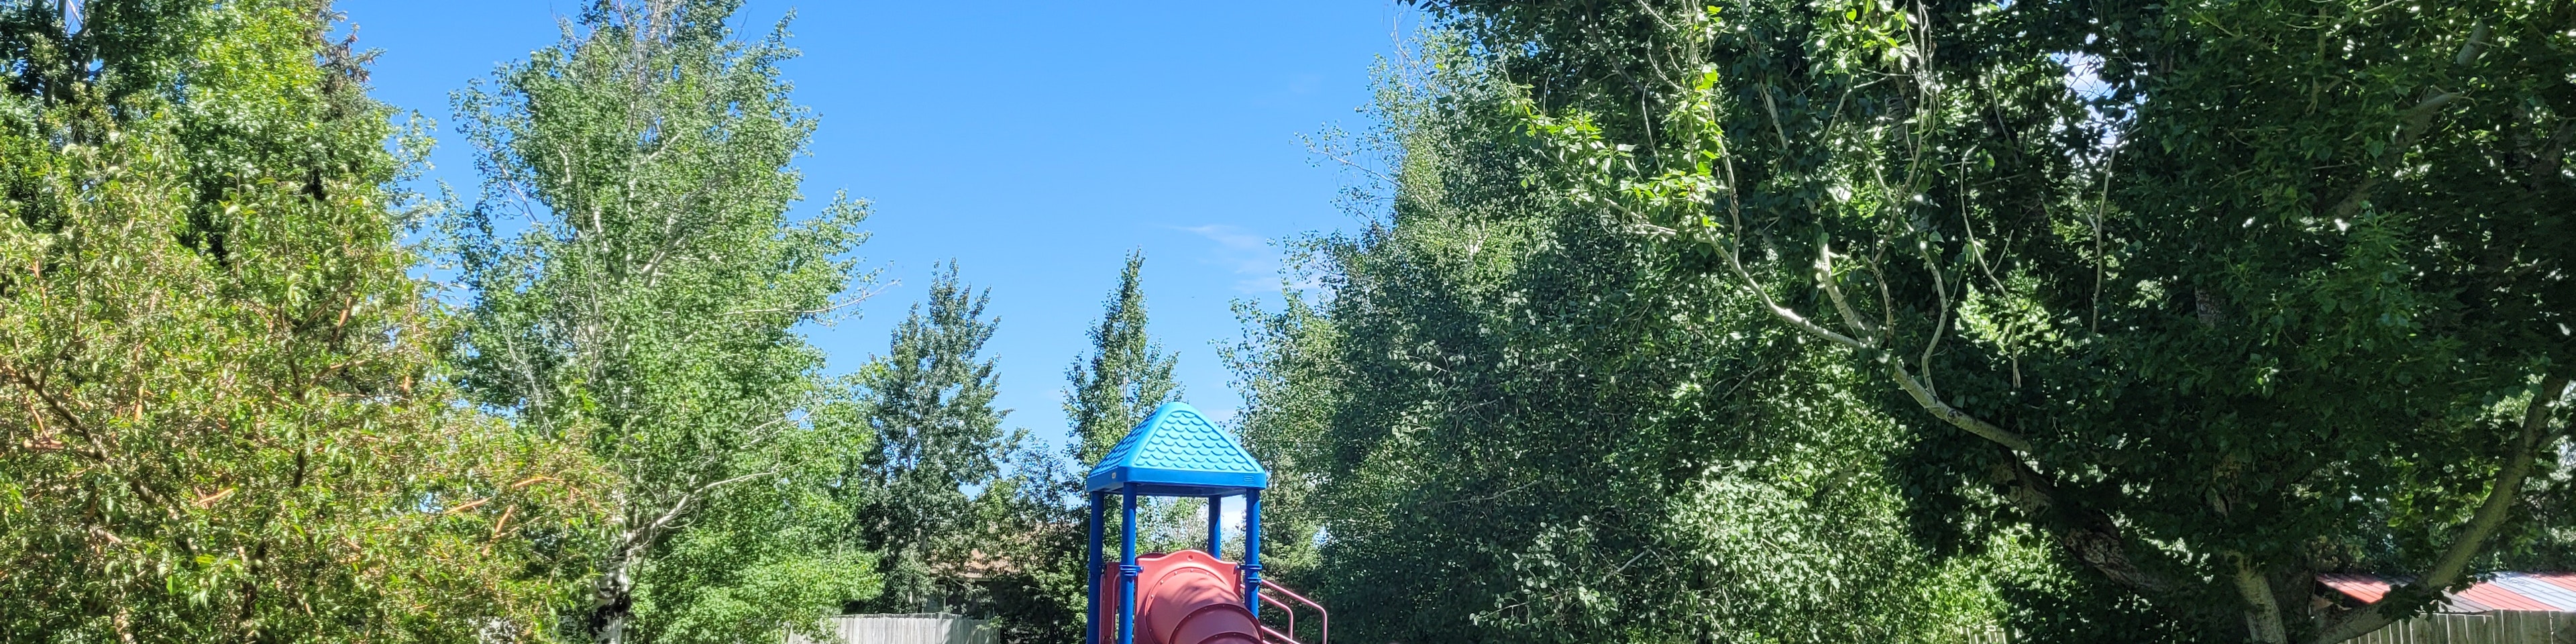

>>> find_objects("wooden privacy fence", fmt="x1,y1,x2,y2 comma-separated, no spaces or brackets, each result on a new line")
2346,611,2576,644
1956,612,2576,644
787,613,997,644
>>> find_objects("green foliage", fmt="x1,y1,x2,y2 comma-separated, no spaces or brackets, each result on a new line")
447,1,879,641
961,252,1197,644
1227,39,2006,644
961,439,1088,644
1065,250,1203,555
1405,0,2575,641
852,263,1010,613
1066,250,1182,467
11,2,2564,643
0,1,601,641
629,506,879,644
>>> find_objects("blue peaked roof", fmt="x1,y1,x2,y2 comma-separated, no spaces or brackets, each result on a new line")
1084,402,1269,495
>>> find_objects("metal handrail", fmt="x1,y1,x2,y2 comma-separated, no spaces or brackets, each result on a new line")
1255,582,1328,644
1258,624,1301,644
1258,592,1296,641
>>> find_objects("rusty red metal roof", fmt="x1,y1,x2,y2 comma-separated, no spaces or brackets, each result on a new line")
2318,573,2576,612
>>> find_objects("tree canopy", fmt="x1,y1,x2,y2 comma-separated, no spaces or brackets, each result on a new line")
1385,0,2575,641
852,262,1010,614
1,1,599,641
1067,251,1182,467
1227,38,2008,643
5,1,2570,643
447,1,880,641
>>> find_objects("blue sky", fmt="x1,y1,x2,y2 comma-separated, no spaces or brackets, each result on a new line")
341,1,1417,450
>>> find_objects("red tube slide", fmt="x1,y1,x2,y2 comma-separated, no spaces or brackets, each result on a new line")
1096,550,1261,644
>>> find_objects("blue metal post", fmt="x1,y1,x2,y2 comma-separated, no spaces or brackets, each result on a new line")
1206,495,1222,558
1085,490,1105,644
1243,490,1263,618
1119,484,1140,644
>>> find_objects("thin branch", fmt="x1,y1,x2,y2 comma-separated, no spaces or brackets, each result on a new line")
1913,229,1953,394
720,282,888,318
615,469,779,557
1888,359,2035,452
1703,150,1870,350
2091,144,2118,333
1301,138,1399,188
1816,241,1880,341
1756,83,1794,151
2314,375,2568,644
2328,91,2457,220
443,498,492,515
2324,23,2481,223
2452,20,2489,66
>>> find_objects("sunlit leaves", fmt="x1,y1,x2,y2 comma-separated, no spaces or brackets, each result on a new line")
0,2,603,641
448,2,879,641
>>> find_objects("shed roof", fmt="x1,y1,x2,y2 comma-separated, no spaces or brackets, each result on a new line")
1083,402,1267,495
2319,573,2576,613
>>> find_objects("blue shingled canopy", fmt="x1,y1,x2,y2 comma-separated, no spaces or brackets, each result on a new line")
1083,402,1277,644
1083,402,1268,496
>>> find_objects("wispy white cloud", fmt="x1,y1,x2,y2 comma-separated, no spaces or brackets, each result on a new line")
1286,72,1322,96
1181,225,1291,294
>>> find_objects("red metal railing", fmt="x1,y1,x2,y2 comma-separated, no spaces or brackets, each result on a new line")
1253,582,1326,644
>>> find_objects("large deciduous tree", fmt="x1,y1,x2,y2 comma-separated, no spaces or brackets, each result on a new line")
852,263,1010,614
1411,0,2573,641
0,1,599,641
448,1,879,642
1226,38,2009,643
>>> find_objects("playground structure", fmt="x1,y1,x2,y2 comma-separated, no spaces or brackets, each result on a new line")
1085,402,1326,644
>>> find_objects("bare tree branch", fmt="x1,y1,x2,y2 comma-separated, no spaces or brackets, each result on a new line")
1888,359,2035,452
2314,375,2568,644
2328,91,2458,221
613,469,779,558
721,280,890,319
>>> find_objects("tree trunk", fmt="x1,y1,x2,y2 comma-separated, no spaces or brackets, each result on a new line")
2235,557,2288,644
588,554,635,644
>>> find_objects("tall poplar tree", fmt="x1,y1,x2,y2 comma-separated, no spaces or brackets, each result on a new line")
1065,250,1181,464
1064,252,1203,554
1,1,598,641
854,262,1009,612
448,1,879,642
955,251,1191,644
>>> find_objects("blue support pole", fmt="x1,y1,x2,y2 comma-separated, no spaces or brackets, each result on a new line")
1085,491,1105,644
1206,495,1222,558
1243,490,1263,619
1119,484,1140,644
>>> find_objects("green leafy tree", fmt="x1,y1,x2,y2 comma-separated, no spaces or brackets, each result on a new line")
1411,0,2575,641
0,1,600,641
1220,297,1333,586
1224,38,2007,644
447,1,879,642
963,433,1087,644
958,251,1189,644
1063,250,1201,556
853,263,1009,614
1067,250,1182,464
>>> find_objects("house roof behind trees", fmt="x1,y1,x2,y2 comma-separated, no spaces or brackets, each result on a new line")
2320,573,2576,612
